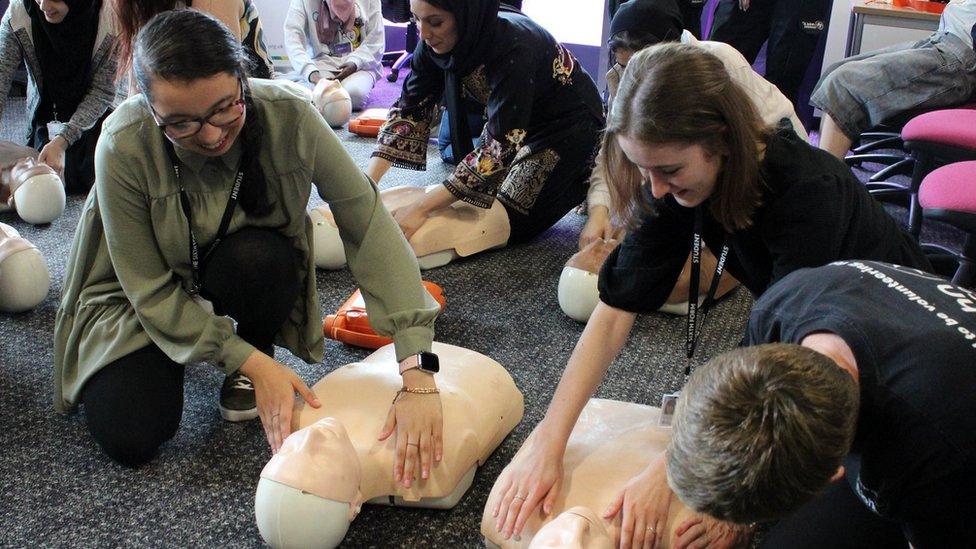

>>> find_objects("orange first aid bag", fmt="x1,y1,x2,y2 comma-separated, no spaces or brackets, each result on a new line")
323,281,446,349
348,108,390,138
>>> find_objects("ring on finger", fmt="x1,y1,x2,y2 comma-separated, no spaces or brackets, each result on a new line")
512,494,527,502
407,442,419,447
645,526,656,534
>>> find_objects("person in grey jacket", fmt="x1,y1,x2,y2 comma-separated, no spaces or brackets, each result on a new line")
0,0,118,192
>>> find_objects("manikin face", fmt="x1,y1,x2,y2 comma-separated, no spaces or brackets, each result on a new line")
410,0,459,55
530,507,614,549
262,417,361,503
35,0,68,23
617,134,724,209
148,72,246,157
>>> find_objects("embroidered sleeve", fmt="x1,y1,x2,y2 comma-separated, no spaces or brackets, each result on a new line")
444,126,525,207
372,50,445,171
373,95,439,171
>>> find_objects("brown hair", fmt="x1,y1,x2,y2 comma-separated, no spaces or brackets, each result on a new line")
113,0,184,79
666,344,859,524
603,43,767,232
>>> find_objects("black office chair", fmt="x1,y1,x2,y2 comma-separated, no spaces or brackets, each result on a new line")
381,0,416,82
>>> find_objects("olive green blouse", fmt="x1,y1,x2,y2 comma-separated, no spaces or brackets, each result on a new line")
53,79,439,412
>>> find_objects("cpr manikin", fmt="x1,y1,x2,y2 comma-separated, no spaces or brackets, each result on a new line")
1,141,66,225
311,186,510,270
481,399,697,549
255,342,524,548
312,78,353,129
0,222,51,312
558,241,738,321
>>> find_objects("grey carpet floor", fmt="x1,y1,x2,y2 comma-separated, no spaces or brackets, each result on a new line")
0,94,963,547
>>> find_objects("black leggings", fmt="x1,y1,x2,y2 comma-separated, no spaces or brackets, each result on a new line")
81,228,300,466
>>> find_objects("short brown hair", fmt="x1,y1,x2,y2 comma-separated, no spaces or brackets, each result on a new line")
666,344,859,524
602,43,768,232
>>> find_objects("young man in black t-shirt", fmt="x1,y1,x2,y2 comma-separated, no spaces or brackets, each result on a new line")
668,260,976,548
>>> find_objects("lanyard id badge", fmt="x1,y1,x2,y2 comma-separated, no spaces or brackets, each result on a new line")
163,140,244,295
660,207,729,427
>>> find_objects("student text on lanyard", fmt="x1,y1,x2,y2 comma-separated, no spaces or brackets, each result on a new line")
661,207,729,427
163,139,244,296
684,206,730,376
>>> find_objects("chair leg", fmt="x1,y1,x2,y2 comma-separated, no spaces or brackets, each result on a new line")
845,153,905,167
908,152,936,239
869,157,914,183
951,235,976,288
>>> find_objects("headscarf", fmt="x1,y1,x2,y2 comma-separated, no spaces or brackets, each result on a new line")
609,0,683,45
419,0,509,161
316,0,358,45
24,0,102,131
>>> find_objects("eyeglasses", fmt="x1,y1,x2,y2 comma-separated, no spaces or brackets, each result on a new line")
149,78,246,139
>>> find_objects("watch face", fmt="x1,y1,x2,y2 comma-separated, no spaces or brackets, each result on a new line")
419,351,440,374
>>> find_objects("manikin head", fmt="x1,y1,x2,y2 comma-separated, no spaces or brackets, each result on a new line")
529,507,615,549
558,239,618,322
667,344,859,524
0,222,51,313
312,79,353,128
603,44,766,234
8,158,66,225
255,417,363,549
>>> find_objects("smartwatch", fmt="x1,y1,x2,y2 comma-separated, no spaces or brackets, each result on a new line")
399,351,440,375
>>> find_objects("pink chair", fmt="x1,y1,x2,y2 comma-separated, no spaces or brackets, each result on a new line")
919,161,976,288
885,108,976,239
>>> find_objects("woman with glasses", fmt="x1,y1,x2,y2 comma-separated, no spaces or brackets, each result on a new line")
54,9,442,471
0,0,118,192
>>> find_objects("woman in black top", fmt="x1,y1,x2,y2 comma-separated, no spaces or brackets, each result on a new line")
489,44,930,549
365,0,604,244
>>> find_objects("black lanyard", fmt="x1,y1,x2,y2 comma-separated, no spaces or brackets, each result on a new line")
684,207,729,376
164,140,244,295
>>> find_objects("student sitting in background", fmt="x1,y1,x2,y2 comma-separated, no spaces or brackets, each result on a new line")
284,0,383,110
0,0,118,192
813,0,976,160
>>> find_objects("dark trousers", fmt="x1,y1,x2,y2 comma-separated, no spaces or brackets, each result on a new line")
30,110,110,194
81,228,300,466
709,0,830,107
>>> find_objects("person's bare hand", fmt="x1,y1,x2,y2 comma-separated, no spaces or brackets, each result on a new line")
38,136,67,178
492,434,565,540
579,206,620,249
392,201,430,240
239,349,320,453
674,514,752,549
739,0,750,11
336,62,357,81
378,370,443,487
604,457,673,549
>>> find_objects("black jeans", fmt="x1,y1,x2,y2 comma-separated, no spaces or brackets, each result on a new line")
81,228,300,466
709,0,830,108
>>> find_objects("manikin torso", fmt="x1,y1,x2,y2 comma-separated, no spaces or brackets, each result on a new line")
311,186,511,270
256,342,524,548
482,399,696,549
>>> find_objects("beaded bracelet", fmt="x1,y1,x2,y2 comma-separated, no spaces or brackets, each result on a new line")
391,386,440,405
